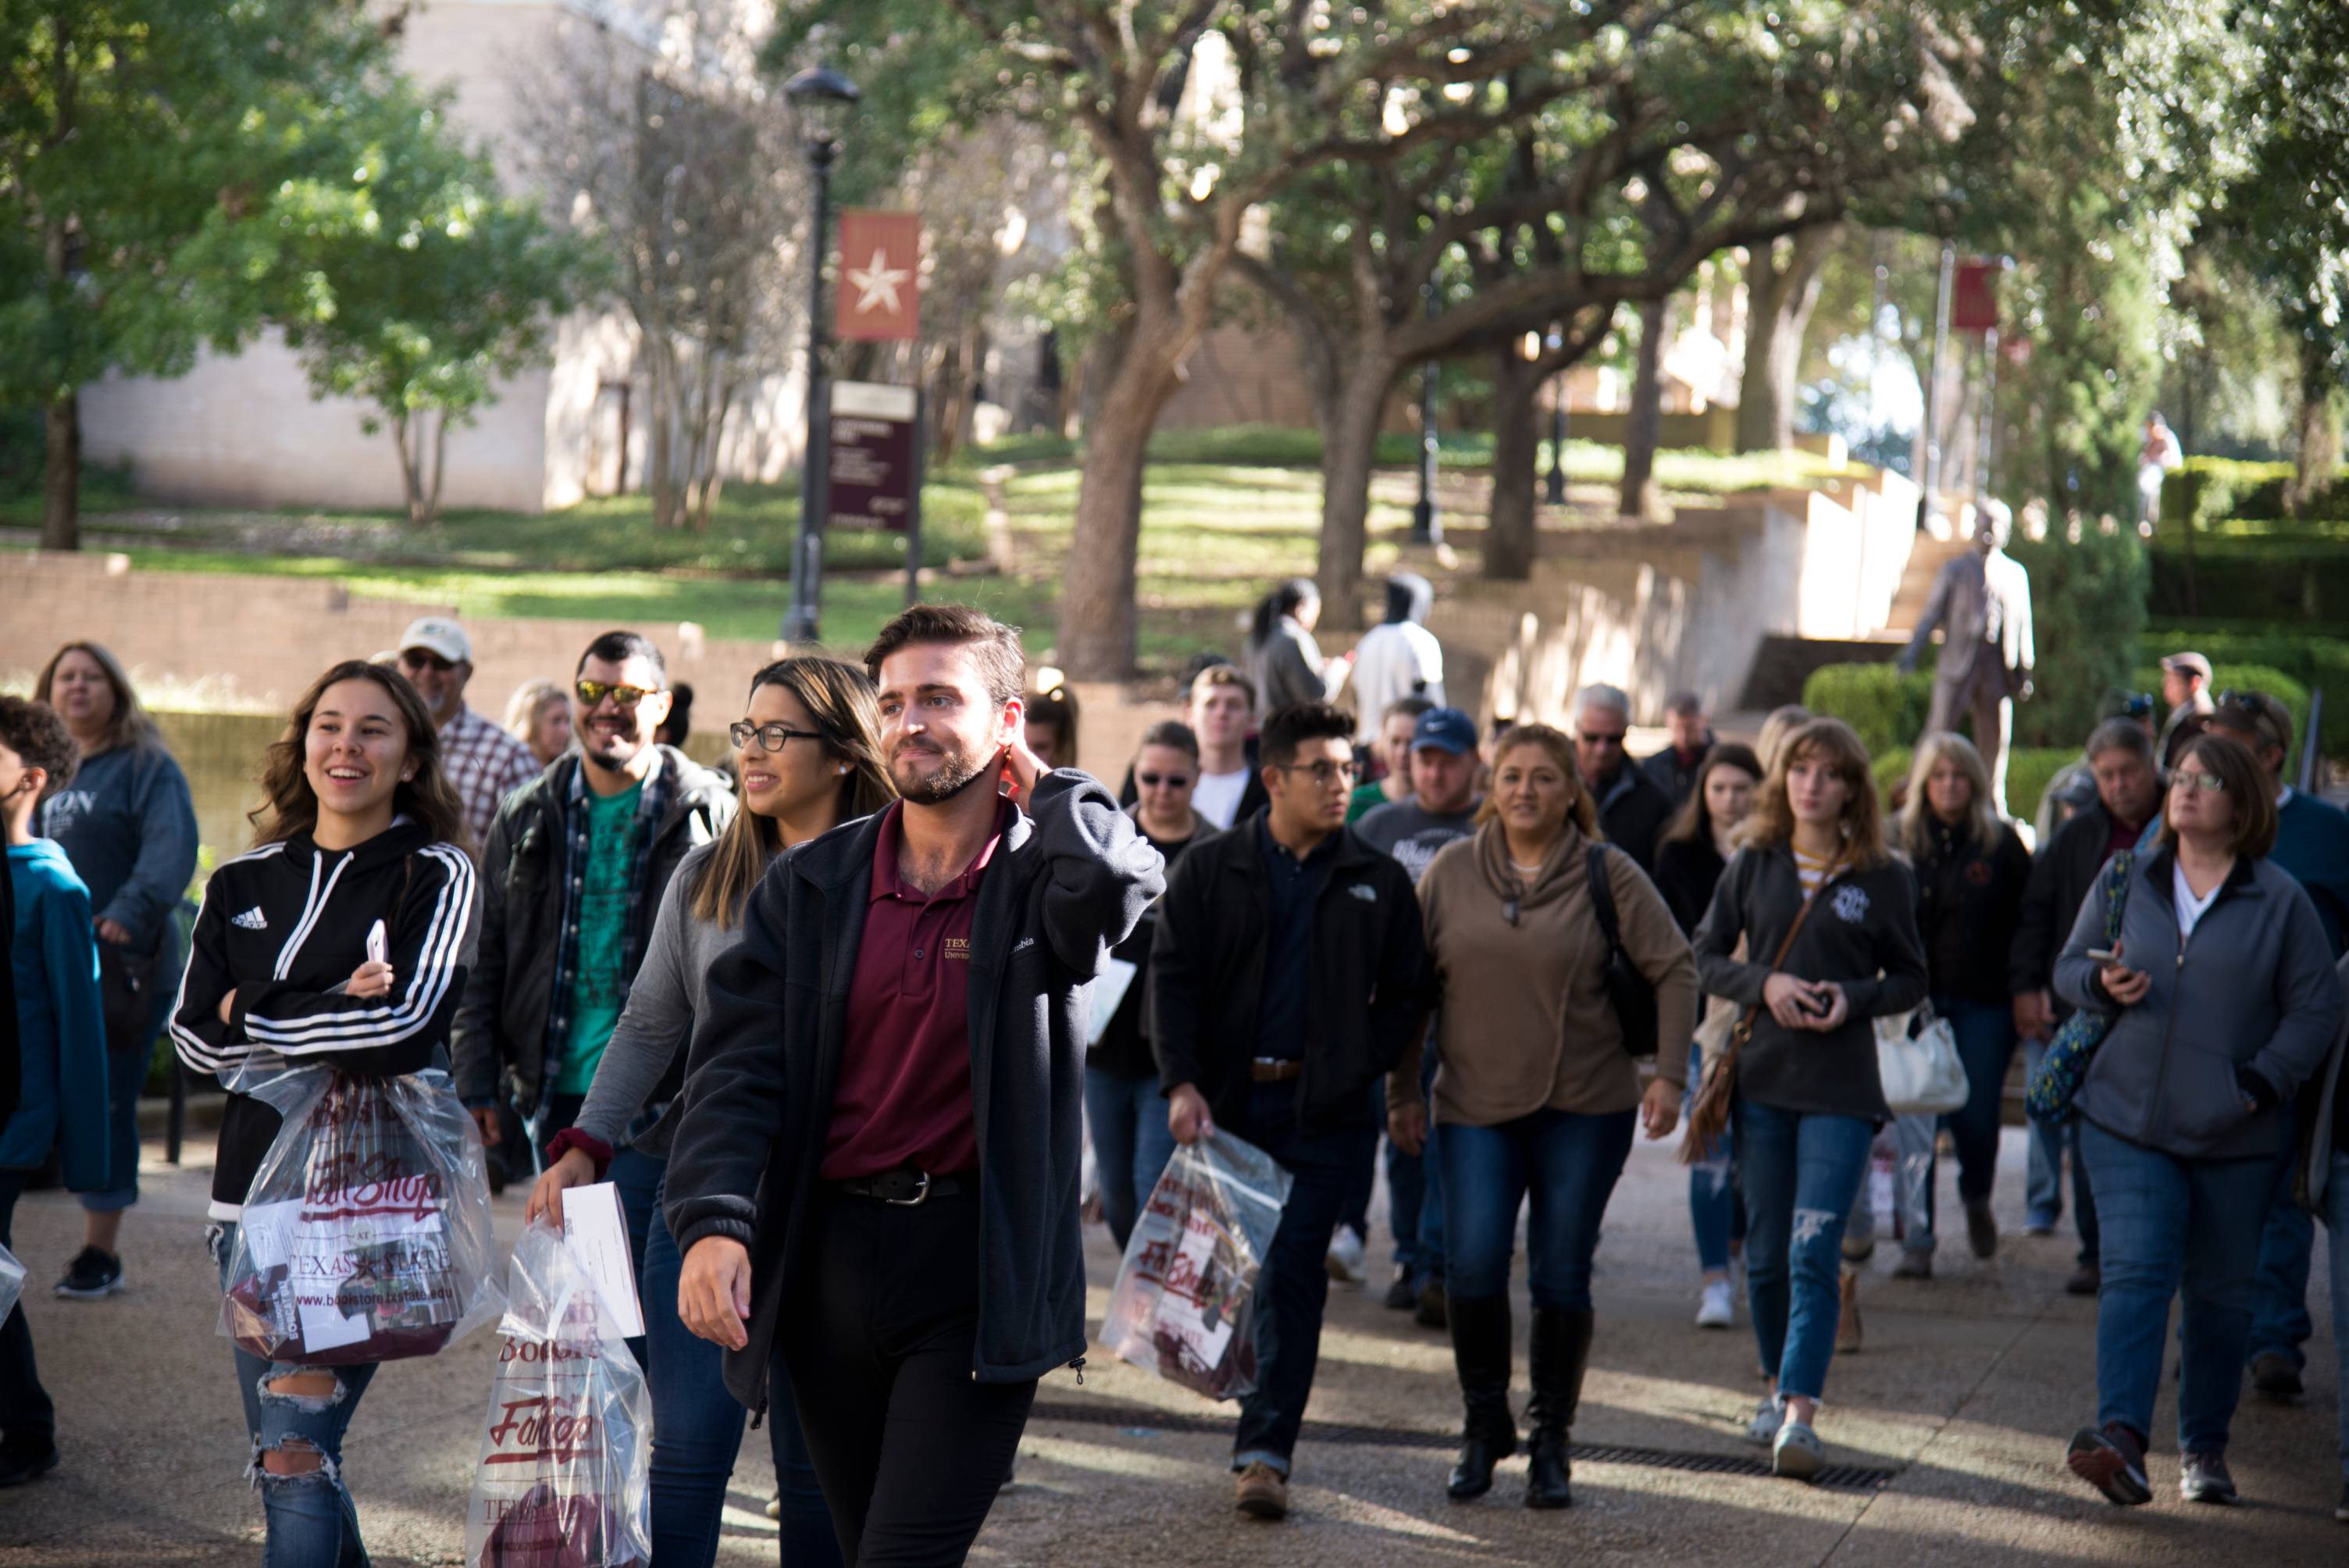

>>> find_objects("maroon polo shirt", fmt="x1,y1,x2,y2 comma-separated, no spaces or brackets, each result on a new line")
819,799,1008,1181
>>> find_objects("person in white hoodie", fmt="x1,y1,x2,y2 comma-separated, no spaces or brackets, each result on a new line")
1350,573,1445,743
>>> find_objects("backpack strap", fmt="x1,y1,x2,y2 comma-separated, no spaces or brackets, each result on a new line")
1586,844,1624,957
2101,850,2134,943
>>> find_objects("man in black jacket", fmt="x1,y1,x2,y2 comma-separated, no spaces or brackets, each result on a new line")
2008,718,2161,1294
451,629,735,1231
668,604,1163,1565
1154,702,1435,1521
1576,684,1674,871
1638,691,1716,807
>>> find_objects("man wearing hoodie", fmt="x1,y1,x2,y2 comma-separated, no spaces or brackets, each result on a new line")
1351,574,1446,743
0,697,109,1486
453,631,736,1268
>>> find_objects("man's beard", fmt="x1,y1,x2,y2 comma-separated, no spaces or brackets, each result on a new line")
891,742,994,804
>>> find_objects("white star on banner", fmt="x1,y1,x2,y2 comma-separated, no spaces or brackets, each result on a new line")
845,248,911,316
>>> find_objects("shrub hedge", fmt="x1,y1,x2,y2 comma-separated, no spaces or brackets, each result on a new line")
2130,661,2312,775
2148,535,2349,623
2140,624,2349,760
1801,663,1934,757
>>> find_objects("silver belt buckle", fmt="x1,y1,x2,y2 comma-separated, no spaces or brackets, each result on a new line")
885,1170,932,1207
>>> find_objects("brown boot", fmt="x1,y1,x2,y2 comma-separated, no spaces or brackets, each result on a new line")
1235,1462,1289,1520
1836,1267,1862,1354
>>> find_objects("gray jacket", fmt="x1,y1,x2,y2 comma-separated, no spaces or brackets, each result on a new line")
1246,617,1338,715
2056,847,2344,1162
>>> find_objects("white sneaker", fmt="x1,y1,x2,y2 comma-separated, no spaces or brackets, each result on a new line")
1746,1395,1785,1446
1696,1279,1734,1329
1324,1224,1368,1285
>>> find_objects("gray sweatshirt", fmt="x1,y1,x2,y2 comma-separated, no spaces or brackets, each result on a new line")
574,841,739,1159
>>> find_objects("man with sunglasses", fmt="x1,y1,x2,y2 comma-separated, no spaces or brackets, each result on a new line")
2204,691,2349,1406
453,629,736,1237
1574,684,1674,872
1152,701,1435,1520
394,617,540,855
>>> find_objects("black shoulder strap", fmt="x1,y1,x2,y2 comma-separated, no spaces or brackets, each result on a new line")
1586,843,1624,954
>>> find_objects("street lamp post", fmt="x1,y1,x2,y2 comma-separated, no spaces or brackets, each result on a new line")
1543,324,1567,505
1410,284,1441,545
779,66,861,646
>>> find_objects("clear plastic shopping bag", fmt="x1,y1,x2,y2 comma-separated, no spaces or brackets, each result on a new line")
218,1067,502,1365
465,1221,652,1568
1100,1128,1292,1402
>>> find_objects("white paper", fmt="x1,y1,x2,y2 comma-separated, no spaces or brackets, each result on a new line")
1084,958,1140,1048
298,1297,373,1352
237,1199,305,1271
561,1183,647,1338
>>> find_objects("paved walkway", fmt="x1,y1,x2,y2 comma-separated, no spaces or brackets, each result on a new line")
2,1126,2340,1566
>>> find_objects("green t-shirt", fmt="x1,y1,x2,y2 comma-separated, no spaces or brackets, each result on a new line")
1346,782,1392,824
556,779,644,1096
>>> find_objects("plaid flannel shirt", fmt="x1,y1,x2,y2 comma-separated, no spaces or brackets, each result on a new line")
442,705,544,853
540,751,674,1108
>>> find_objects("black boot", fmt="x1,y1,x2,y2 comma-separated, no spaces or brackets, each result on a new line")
1524,1308,1594,1509
1446,1295,1517,1500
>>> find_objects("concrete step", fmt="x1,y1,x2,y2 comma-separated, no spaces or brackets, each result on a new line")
1738,633,1901,712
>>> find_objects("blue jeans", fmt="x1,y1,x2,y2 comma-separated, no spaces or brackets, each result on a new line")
212,1219,380,1567
2076,1118,2272,1452
0,1172,53,1460
80,1041,152,1214
1233,1085,1378,1476
2245,1103,2313,1374
1381,1052,1447,1285
1937,996,2017,1206
2324,1150,2349,1480
641,1178,837,1568
1734,1100,1873,1403
1084,1064,1178,1256
2022,1038,2101,1263
1684,1046,1745,1274
1441,1108,1634,1310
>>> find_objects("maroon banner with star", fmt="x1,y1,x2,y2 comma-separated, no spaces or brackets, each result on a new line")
835,209,921,342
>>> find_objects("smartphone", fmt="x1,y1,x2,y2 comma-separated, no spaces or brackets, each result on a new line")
2085,947,2120,964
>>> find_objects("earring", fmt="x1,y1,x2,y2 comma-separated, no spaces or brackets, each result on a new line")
838,764,850,775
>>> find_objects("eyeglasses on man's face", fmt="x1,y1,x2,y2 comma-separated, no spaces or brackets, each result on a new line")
729,721,829,754
1276,759,1357,789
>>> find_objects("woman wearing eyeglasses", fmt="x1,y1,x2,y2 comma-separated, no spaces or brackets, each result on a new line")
526,655,893,1568
1388,723,1698,1509
2055,732,2341,1510
1086,721,1217,1253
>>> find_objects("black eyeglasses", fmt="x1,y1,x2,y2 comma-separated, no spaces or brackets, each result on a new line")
1579,730,1627,749
576,679,656,709
1137,772,1192,789
729,721,831,754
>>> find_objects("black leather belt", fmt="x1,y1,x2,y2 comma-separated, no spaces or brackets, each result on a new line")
832,1169,965,1206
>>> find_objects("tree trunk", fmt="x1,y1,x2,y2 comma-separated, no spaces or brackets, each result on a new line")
41,390,80,551
1313,347,1401,624
2289,338,2341,519
1734,226,1836,454
1620,298,1667,521
1057,329,1179,677
426,411,448,528
390,411,426,529
646,336,681,530
1485,347,1542,579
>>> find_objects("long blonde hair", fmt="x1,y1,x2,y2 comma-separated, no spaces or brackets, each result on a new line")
1754,704,1813,774
1895,732,2002,859
1472,723,1602,839
1742,717,1888,868
690,657,895,928
35,641,162,756
503,679,566,747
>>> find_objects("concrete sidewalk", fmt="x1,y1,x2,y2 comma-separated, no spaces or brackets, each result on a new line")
1,1127,2340,1566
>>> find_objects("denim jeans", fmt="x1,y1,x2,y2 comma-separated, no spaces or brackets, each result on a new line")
641,1178,838,1568
79,1041,151,1214
1734,1100,1873,1403
1381,1050,1447,1285
0,1171,53,1461
2245,1103,2314,1374
212,1219,380,1568
1083,1064,1178,1256
1441,1107,1634,1310
2325,1150,2349,1481
1684,1045,1745,1274
1337,1081,1381,1244
2022,1039,2102,1263
2076,1118,2272,1452
1937,995,2017,1206
1233,1084,1378,1475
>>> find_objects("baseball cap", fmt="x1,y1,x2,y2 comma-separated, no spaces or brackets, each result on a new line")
2160,651,2212,683
1412,707,1478,755
397,616,472,665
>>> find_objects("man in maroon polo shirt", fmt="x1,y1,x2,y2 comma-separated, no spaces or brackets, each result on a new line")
666,604,1164,1565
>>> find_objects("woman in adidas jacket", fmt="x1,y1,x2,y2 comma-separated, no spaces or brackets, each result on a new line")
170,659,476,1567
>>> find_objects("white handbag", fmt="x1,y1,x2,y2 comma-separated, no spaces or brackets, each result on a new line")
1875,1001,1969,1116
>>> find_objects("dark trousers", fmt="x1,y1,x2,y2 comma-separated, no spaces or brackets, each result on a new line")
0,1171,53,1459
781,1185,1035,1566
1233,1084,1378,1474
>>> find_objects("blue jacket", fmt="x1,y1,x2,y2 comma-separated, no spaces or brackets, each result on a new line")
2272,789,2349,957
5,840,109,1185
37,742,199,955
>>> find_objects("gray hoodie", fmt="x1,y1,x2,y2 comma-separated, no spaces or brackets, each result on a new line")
2055,847,2344,1162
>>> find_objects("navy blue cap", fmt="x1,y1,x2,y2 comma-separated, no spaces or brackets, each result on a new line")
1412,707,1478,755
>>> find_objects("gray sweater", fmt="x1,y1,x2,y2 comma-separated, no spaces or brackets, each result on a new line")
2055,846,2344,1162
573,841,737,1160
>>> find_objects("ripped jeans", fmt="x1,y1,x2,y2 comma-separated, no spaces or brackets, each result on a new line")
209,1222,378,1568
1733,1101,1873,1405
